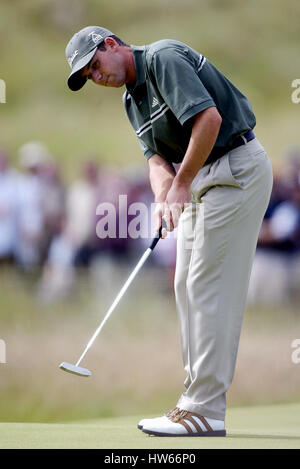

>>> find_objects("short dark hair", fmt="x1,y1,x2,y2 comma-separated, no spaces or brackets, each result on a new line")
97,35,128,51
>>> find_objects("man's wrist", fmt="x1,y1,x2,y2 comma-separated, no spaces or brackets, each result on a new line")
154,195,167,203
173,172,193,187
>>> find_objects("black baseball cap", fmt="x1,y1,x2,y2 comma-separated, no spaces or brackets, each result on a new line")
65,26,114,91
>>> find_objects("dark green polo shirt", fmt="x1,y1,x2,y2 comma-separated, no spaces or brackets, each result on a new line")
123,40,256,164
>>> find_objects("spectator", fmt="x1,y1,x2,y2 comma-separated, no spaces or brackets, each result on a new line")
65,160,102,266
248,151,300,305
0,150,19,265
40,162,66,262
36,224,76,304
15,141,51,271
93,164,132,258
37,160,99,302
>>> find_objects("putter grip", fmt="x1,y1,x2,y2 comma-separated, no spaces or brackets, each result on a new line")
149,225,163,251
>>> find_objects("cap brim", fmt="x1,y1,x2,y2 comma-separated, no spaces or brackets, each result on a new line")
67,48,97,91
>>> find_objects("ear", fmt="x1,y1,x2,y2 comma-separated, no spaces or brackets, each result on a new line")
104,37,118,49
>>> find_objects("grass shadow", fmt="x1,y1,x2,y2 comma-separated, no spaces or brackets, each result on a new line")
228,433,300,440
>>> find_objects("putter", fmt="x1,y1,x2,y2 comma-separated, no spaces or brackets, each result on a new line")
59,225,163,377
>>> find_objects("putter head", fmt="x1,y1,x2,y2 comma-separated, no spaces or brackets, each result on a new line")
59,362,92,377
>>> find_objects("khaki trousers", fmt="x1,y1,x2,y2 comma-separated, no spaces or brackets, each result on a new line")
174,138,273,421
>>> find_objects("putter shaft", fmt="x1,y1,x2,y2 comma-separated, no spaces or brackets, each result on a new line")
61,226,163,375
76,247,153,367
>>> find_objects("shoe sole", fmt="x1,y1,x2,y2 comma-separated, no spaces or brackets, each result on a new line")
141,428,226,437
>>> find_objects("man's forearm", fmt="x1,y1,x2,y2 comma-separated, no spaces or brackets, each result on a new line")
175,107,222,187
148,155,176,202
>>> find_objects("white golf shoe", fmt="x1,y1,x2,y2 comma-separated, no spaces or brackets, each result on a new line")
138,407,226,437
137,416,170,430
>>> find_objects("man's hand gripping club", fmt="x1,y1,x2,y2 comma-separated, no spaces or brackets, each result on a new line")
150,108,222,238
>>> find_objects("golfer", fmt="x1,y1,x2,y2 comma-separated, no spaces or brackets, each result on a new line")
65,26,273,437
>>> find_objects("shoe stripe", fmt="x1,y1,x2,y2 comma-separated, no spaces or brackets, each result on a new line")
177,419,193,434
183,416,203,433
190,415,207,432
198,415,213,432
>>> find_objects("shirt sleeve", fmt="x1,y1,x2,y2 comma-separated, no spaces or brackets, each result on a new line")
149,47,216,125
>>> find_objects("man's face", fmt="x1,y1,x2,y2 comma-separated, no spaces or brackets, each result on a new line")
81,38,127,88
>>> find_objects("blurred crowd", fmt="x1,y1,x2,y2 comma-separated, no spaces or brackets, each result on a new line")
0,142,177,303
248,146,300,305
0,142,299,305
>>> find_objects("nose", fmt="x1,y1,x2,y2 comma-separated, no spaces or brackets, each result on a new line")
91,69,103,83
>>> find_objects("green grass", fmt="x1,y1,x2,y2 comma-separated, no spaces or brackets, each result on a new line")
0,266,300,423
0,403,300,449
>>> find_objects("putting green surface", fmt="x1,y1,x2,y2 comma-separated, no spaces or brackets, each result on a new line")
1,403,299,449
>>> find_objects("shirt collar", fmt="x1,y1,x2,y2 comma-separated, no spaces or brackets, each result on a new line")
126,45,146,94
